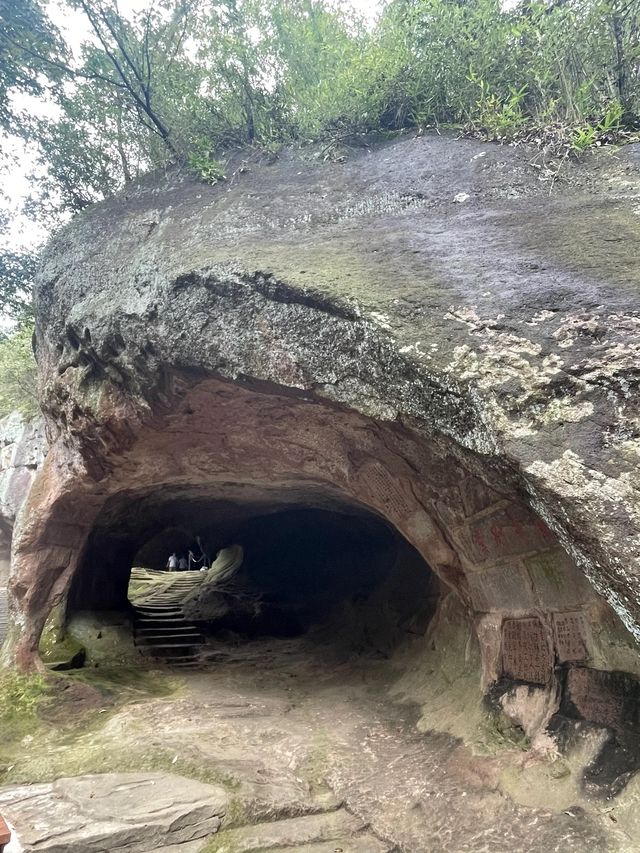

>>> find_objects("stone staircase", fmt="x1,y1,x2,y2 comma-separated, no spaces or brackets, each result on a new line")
129,547,244,668
130,569,205,668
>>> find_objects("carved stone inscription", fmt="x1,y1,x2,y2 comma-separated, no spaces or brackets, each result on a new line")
461,506,555,563
554,611,589,662
502,617,552,684
564,668,627,731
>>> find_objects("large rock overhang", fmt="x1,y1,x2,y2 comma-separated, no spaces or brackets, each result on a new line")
5,132,640,678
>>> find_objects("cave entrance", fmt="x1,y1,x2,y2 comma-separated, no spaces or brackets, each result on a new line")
69,487,439,666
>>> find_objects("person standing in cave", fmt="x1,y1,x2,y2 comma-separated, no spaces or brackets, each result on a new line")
178,554,189,571
166,552,178,571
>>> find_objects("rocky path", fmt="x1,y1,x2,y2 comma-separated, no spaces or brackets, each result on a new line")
185,641,610,853
211,808,392,852
0,637,618,852
78,641,618,850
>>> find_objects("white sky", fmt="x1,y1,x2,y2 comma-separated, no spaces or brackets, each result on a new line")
1,0,385,254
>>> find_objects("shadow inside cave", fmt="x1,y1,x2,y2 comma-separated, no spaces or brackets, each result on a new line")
68,490,440,666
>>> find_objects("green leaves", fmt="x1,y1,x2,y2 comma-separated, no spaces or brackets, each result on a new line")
2,0,640,233
0,250,35,324
0,0,68,136
571,101,625,152
0,322,38,418
188,148,227,184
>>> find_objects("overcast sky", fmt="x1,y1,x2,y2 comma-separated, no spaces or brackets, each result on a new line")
2,0,385,253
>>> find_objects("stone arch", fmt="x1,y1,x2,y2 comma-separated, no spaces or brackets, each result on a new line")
5,373,600,691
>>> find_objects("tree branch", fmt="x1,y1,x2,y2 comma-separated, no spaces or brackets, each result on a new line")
77,0,178,156
0,29,128,91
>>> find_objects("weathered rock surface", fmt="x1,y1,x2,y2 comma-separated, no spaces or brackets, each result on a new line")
0,413,45,566
0,637,621,852
0,413,45,645
209,809,391,852
0,772,228,852
4,133,640,794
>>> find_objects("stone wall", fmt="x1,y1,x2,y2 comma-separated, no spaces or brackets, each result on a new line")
0,412,46,647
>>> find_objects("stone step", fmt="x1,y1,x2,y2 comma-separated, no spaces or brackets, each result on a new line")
132,598,203,666
135,627,200,634
266,839,393,853
135,616,190,623
151,657,200,663
140,597,199,605
209,809,375,852
134,605,186,612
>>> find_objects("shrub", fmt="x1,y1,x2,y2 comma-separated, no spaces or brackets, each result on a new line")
0,324,38,419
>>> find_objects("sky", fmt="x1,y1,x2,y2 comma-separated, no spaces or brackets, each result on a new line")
1,0,385,254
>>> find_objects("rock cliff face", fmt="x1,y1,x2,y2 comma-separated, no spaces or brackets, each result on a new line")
4,132,640,751
0,414,46,584
0,413,45,649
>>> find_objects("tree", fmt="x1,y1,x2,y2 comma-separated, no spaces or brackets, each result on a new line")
72,0,183,158
0,323,38,418
0,0,67,137
0,250,35,324
2,0,640,246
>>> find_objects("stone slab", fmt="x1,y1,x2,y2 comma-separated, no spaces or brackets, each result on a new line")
211,809,365,852
525,549,594,609
455,505,556,565
563,666,640,732
553,611,590,662
266,840,392,853
466,563,536,612
501,617,553,684
0,772,228,853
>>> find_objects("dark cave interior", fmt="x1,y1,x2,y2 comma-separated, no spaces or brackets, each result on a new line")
69,485,439,645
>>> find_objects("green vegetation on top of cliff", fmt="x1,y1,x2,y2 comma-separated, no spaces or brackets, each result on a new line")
1,0,639,331
1,0,639,236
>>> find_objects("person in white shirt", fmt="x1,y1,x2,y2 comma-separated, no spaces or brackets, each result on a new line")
166,552,178,571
